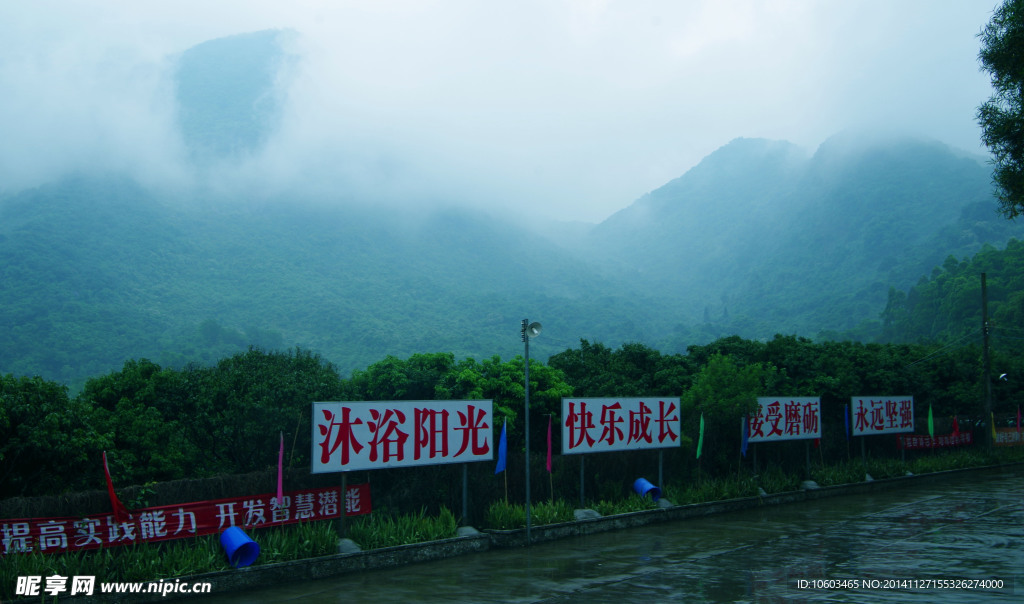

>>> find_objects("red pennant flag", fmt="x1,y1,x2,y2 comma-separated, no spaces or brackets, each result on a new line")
546,416,552,473
952,416,960,438
102,451,131,523
814,438,820,449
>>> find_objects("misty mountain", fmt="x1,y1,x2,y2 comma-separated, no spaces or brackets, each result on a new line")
174,29,293,161
585,134,1023,346
0,175,662,387
2,30,1023,389
3,133,1020,389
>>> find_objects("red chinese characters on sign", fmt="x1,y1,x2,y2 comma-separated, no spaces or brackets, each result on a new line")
312,401,493,473
561,398,681,454
0,485,370,556
748,398,821,443
850,396,914,436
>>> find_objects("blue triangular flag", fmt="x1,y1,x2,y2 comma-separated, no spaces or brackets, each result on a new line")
495,419,507,474
740,415,749,458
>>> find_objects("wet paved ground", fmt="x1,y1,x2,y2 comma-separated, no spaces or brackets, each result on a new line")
205,466,1023,602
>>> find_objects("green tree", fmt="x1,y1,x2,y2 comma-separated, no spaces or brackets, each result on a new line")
978,0,1024,218
681,353,777,473
549,340,693,397
0,374,107,497
79,359,195,484
349,352,460,401
182,348,347,475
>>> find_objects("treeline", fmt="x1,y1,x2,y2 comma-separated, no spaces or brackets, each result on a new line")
3,335,1021,504
880,238,1024,344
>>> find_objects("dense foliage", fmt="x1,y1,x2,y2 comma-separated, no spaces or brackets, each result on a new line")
4,328,1020,501
880,239,1024,348
978,0,1024,218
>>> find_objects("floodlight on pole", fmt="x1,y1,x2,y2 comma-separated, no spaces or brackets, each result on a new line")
521,319,541,545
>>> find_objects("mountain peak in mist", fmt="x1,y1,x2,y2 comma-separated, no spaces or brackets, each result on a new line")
174,30,295,162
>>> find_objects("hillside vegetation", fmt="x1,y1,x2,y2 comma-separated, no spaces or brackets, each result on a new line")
3,31,1023,388
3,136,1022,388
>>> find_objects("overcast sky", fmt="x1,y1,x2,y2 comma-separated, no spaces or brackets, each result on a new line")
0,1,1001,223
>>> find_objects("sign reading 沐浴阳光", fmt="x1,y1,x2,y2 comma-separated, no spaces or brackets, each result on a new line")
850,396,914,436
312,400,494,473
560,398,681,454
747,397,821,442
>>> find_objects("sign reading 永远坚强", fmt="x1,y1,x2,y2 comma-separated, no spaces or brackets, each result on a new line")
850,396,914,436
747,397,821,443
561,398,681,454
312,400,493,473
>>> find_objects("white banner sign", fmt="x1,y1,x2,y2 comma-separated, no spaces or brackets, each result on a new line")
561,398,681,454
747,397,821,442
312,400,493,473
850,396,914,436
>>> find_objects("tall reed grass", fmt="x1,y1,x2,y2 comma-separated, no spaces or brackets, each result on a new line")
346,507,457,550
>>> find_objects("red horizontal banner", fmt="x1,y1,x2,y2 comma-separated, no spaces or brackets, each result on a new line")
995,428,1023,447
897,432,972,450
0,484,370,556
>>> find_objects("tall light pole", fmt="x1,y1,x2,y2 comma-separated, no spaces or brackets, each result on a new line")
521,319,541,544
983,273,993,449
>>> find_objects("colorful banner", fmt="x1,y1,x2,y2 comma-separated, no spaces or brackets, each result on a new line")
0,484,369,556
312,400,494,473
897,432,973,449
747,397,821,442
850,396,914,436
994,428,1024,447
561,398,681,454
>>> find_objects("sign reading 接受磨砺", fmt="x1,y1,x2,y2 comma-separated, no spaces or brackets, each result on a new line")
312,400,493,473
561,398,681,454
747,397,821,442
850,396,914,436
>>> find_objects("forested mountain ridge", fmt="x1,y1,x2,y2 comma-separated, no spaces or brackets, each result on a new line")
586,134,1024,349
0,175,664,386
881,238,1024,346
3,29,1024,389
3,134,1022,389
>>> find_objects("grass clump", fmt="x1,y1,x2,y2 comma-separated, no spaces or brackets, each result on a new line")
347,507,457,550
485,500,525,530
588,493,657,516
532,499,574,525
811,460,868,486
483,499,575,529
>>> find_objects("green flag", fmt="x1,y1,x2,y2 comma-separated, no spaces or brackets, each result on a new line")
927,405,934,438
696,412,705,459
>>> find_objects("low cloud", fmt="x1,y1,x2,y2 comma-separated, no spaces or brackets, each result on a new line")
0,1,997,222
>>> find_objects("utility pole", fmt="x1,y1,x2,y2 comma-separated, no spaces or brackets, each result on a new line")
983,273,993,449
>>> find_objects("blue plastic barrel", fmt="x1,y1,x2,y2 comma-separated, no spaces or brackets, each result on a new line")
633,477,661,501
220,526,260,568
